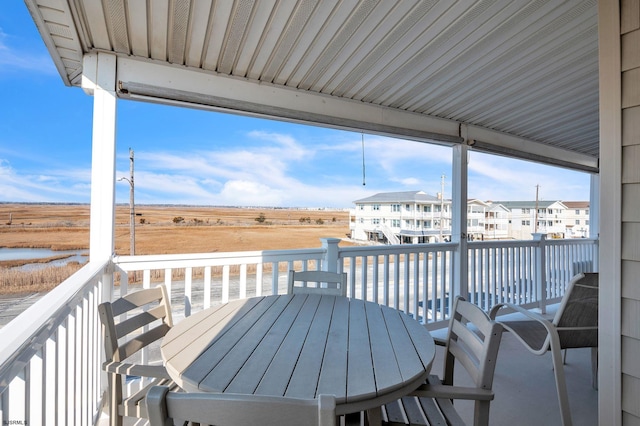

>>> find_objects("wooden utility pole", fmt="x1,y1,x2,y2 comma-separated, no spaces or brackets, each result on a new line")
119,148,135,255
534,184,539,233
440,174,445,242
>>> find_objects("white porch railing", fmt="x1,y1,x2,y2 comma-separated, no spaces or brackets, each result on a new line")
0,237,597,424
0,260,109,425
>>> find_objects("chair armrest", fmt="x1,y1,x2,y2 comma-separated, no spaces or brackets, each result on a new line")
433,337,446,347
412,383,495,401
489,302,557,355
103,361,170,379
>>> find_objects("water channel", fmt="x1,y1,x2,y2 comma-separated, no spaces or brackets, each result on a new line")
0,247,88,270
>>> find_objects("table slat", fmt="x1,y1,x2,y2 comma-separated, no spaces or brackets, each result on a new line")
199,296,292,391
345,299,377,401
286,295,337,399
177,297,279,390
366,303,403,394
225,294,311,393
255,294,322,396
314,296,350,401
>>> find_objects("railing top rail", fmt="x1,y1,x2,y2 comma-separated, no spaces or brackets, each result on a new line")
0,260,108,389
338,242,456,257
545,238,598,246
113,248,325,270
468,238,597,249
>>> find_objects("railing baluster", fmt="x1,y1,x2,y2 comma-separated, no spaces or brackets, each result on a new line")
360,256,369,300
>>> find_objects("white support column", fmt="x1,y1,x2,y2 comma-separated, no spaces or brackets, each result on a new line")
451,144,469,299
598,0,622,423
589,174,600,275
589,174,600,240
84,53,117,262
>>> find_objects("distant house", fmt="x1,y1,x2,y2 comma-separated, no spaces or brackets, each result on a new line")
478,201,511,240
350,191,451,244
351,192,588,244
562,201,591,238
495,200,569,240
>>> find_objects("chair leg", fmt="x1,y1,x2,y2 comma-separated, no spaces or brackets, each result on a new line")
550,335,573,426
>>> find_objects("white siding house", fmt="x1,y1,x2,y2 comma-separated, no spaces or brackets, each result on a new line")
563,201,591,238
352,195,586,243
497,201,569,240
350,191,451,244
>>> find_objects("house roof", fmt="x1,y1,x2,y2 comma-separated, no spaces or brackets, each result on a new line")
354,191,442,204
24,0,599,173
495,200,567,210
563,201,590,209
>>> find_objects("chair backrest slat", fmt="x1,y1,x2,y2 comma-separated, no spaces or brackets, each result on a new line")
444,297,504,392
288,270,347,297
146,386,337,426
119,324,172,361
99,284,173,363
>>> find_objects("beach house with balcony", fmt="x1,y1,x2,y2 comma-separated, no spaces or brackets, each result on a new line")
350,191,451,244
496,201,569,240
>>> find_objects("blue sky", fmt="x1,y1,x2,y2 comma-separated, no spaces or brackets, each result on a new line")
0,3,591,208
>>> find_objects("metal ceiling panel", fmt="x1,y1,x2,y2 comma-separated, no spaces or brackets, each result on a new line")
24,0,600,168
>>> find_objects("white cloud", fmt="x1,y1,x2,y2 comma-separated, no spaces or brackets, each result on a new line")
466,152,590,202
0,27,57,76
0,159,90,202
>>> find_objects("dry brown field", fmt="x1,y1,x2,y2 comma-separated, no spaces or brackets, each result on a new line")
0,203,354,294
0,203,352,253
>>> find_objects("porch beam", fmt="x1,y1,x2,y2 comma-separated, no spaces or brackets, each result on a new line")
83,52,117,262
115,57,598,173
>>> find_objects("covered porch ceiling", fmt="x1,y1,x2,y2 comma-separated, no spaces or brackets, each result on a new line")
25,0,599,173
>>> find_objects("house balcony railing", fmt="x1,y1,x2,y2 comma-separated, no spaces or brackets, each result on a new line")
0,236,597,424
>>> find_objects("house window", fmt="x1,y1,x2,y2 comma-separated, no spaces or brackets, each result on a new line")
391,204,400,212
576,219,581,225
359,218,364,223
585,209,589,215
372,204,380,211
392,219,400,227
416,220,420,227
575,209,580,215
358,204,364,210
424,220,432,228
372,218,380,225
523,208,530,214
434,205,441,212
405,220,411,227
586,220,589,225
405,204,411,211
424,205,431,212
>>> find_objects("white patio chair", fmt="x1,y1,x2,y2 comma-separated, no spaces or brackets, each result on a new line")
287,270,347,297
98,285,177,426
382,296,504,426
489,272,598,426
146,385,337,426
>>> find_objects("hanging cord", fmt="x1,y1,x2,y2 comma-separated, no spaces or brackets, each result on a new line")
361,133,366,186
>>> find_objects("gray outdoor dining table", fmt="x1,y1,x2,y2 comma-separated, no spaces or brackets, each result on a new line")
161,293,436,424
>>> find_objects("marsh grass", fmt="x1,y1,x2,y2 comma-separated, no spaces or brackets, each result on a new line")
0,204,351,294
0,263,84,294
